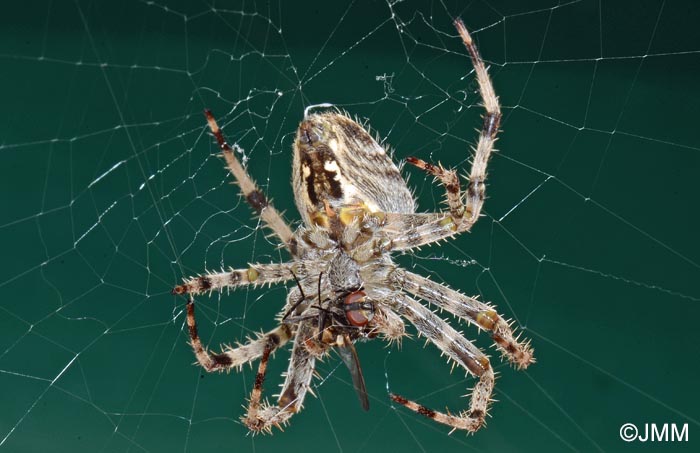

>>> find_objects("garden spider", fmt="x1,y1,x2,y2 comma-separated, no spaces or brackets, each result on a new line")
173,19,534,434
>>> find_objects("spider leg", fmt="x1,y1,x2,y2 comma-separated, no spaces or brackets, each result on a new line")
186,299,293,372
205,110,296,253
381,212,456,251
406,158,464,225
243,339,274,430
378,20,501,252
389,294,494,433
393,269,534,369
245,322,318,433
173,262,297,295
454,19,501,225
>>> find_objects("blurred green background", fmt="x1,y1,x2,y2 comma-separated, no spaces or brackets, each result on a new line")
1,0,698,452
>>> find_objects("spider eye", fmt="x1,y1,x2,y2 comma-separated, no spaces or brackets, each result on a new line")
344,291,374,327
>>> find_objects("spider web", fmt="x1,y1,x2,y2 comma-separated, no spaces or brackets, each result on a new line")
1,0,699,451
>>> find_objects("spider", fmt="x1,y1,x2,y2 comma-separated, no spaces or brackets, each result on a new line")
173,19,534,434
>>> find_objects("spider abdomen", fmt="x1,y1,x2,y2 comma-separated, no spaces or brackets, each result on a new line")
292,112,415,231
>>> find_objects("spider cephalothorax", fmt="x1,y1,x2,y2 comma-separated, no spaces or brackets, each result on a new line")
173,19,534,434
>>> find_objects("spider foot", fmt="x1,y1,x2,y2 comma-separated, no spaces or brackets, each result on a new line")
511,341,535,370
172,284,188,295
244,404,291,434
492,330,535,370
479,312,535,370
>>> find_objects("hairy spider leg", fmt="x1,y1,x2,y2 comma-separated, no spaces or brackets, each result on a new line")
173,262,296,296
186,299,294,372
394,269,534,368
389,295,494,433
379,19,502,252
205,110,297,253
